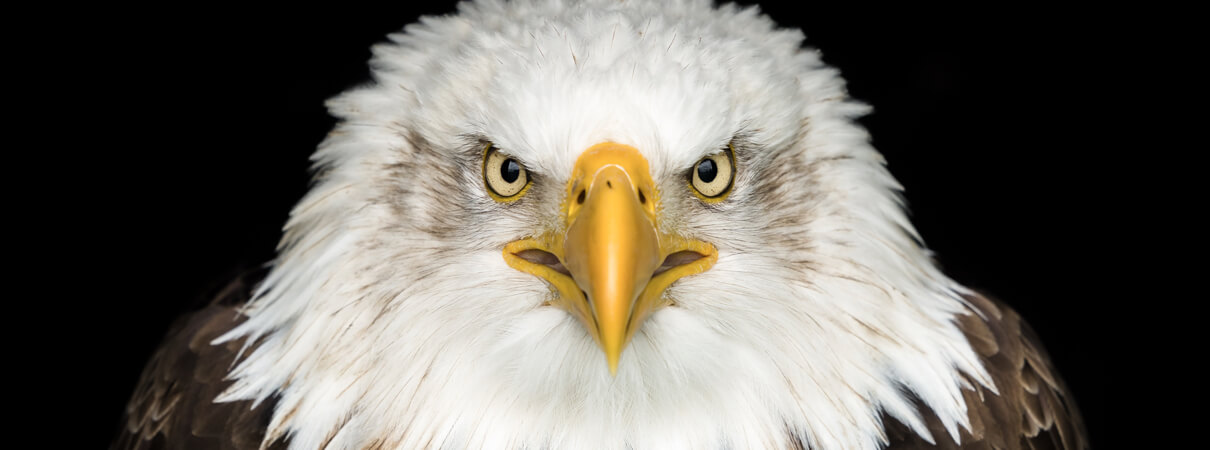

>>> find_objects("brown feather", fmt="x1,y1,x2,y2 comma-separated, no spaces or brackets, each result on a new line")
112,271,288,450
880,293,1088,449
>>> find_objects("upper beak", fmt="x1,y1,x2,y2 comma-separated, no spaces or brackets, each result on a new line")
504,143,717,375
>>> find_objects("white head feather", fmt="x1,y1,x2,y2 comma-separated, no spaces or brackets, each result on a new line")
216,0,994,448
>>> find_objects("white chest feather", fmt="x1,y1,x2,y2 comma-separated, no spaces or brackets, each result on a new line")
218,241,989,449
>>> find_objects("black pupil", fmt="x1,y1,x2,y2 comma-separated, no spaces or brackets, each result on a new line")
501,159,521,183
696,158,718,183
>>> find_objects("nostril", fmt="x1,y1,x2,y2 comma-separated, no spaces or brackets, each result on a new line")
577,190,586,204
638,189,646,204
605,180,612,189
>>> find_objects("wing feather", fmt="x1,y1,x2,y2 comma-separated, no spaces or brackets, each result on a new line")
880,293,1088,449
113,272,286,450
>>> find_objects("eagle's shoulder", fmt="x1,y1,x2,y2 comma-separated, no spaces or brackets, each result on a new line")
113,271,284,450
881,293,1088,450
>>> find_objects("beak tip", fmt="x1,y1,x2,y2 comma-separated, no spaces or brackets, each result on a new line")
603,335,625,377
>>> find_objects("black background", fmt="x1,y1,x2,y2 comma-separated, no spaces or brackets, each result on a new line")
49,2,1115,447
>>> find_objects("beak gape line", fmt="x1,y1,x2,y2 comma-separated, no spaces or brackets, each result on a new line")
503,143,717,375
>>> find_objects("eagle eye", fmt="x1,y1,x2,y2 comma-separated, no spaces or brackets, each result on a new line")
689,145,734,201
483,144,530,201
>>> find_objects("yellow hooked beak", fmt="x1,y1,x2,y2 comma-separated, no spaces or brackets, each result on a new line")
504,143,717,375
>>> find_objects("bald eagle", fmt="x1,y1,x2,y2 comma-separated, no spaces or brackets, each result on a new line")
116,0,1086,449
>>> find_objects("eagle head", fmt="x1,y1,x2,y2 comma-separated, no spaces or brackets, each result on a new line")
212,1,1006,449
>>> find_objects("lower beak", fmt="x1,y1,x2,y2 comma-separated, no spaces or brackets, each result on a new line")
504,143,717,375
